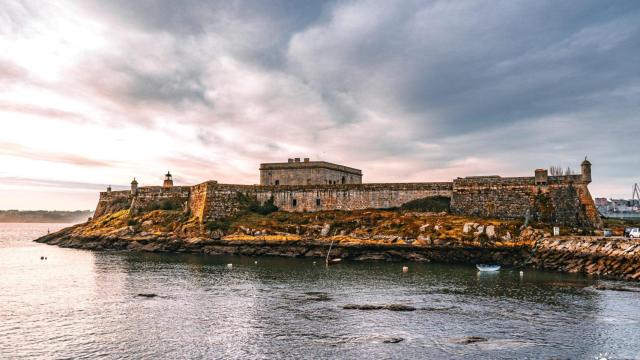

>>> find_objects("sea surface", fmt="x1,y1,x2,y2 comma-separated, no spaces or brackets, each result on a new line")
1,223,640,359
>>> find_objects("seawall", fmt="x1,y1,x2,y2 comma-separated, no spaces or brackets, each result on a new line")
531,237,640,280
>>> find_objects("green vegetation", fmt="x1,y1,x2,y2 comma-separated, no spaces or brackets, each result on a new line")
400,196,451,212
236,194,279,215
205,218,231,232
143,198,184,212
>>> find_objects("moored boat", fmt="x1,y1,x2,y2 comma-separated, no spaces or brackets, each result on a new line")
476,264,501,272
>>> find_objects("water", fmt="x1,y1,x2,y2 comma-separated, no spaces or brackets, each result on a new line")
1,223,640,359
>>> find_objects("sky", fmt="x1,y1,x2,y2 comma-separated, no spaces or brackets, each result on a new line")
1,0,639,210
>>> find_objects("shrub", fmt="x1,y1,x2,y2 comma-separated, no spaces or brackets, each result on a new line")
205,219,231,232
400,196,451,212
236,193,279,215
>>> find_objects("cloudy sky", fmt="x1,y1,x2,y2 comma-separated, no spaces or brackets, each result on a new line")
1,0,639,210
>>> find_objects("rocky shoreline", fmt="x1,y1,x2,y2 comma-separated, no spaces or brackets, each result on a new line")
34,227,531,266
34,209,640,281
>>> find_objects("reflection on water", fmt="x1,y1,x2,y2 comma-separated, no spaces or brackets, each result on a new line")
1,223,640,359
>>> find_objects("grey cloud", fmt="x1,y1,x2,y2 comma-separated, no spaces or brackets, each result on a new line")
0,142,115,167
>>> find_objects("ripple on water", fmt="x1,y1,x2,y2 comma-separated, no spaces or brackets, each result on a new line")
2,223,640,359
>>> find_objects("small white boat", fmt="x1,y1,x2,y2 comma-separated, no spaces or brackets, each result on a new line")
476,264,501,272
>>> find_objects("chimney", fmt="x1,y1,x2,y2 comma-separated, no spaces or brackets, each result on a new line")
304,158,310,162
288,158,293,163
294,158,300,162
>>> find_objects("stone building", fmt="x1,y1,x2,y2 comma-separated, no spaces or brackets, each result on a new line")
259,158,362,186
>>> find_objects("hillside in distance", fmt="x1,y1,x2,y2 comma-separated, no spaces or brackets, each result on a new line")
0,210,93,223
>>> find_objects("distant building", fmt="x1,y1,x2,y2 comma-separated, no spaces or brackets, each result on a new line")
259,158,362,186
595,198,609,207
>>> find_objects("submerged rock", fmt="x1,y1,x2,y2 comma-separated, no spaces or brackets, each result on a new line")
383,337,404,343
137,293,158,298
342,304,416,311
452,336,489,345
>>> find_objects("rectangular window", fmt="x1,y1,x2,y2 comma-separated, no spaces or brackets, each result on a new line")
316,198,321,206
292,199,297,207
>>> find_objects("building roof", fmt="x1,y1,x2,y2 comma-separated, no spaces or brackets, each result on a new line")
260,160,362,176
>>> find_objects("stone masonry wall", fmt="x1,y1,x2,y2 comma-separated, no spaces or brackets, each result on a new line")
191,182,453,222
451,175,600,227
94,173,599,229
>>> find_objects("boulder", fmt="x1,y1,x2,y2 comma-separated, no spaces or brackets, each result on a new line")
320,223,331,236
485,225,496,239
463,223,474,234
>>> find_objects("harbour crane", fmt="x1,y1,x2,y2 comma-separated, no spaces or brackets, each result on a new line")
633,183,640,208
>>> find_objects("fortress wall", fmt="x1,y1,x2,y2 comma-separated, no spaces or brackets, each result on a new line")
450,177,535,219
252,183,454,212
94,190,131,218
187,182,209,221
196,183,454,221
130,186,191,213
451,176,600,227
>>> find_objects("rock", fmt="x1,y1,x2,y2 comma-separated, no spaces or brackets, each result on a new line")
593,284,640,292
142,220,153,226
474,225,485,236
434,225,441,231
321,223,330,236
485,225,496,239
137,293,158,298
419,224,430,232
383,338,404,344
342,304,416,311
463,223,474,234
452,336,488,345
503,231,512,241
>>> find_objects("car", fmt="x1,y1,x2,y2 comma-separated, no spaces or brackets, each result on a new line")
630,228,640,239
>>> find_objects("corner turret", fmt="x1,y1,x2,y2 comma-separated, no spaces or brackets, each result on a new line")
163,171,174,188
581,157,592,184
131,178,138,195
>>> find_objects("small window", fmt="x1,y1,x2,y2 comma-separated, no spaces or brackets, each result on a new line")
275,180,280,186
292,199,297,207
316,198,321,206
341,176,345,184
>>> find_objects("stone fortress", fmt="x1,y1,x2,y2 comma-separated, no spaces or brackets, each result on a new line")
94,158,601,228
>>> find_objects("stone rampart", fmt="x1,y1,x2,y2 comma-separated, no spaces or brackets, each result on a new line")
450,175,599,227
94,170,599,228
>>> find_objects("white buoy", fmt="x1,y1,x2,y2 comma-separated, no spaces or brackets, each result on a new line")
519,270,524,277
402,266,409,273
227,263,233,269
313,261,316,266
254,260,258,265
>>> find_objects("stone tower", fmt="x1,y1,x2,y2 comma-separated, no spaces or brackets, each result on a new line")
581,157,592,184
106,185,112,194
163,171,174,188
131,178,138,195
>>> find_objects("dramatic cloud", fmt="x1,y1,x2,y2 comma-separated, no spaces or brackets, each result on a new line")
1,0,639,210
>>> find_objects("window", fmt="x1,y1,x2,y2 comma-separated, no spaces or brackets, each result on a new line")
341,176,345,184
275,180,280,186
292,199,297,207
316,198,321,206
